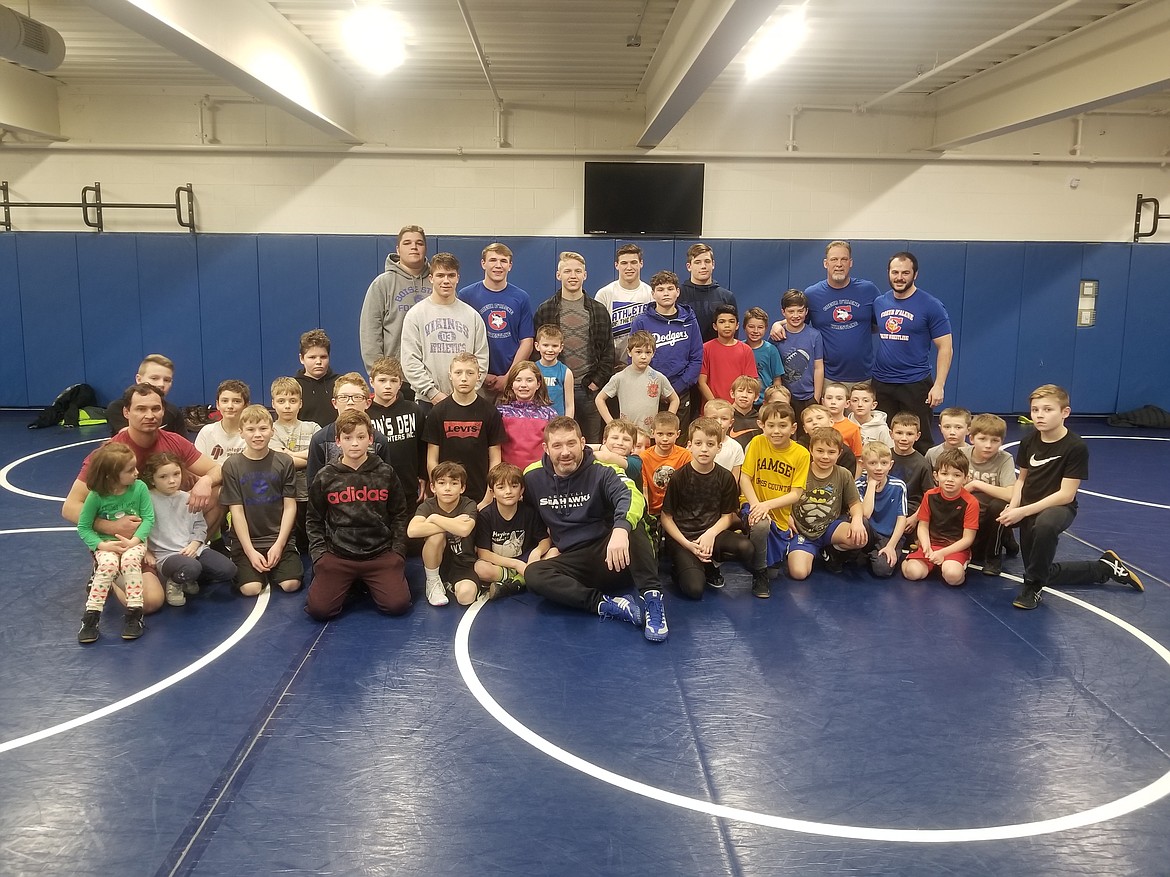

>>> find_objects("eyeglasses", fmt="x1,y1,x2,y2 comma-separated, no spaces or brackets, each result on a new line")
334,394,366,403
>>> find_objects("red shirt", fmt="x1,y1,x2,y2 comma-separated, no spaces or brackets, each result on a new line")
79,428,203,489
700,339,758,402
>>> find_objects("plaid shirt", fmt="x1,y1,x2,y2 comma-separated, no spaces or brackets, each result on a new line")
534,291,614,390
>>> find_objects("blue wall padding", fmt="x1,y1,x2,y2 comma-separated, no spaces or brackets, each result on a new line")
2,232,1169,414
137,234,205,402
258,236,321,396
0,235,28,407
1119,245,1170,412
77,234,141,404
316,234,379,380
15,234,85,404
957,243,1024,415
726,240,790,319
195,235,263,402
1072,244,1129,414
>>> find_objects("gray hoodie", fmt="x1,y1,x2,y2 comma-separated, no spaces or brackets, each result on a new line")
359,253,432,371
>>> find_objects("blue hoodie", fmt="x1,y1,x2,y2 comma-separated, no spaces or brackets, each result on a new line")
523,447,644,553
629,304,703,394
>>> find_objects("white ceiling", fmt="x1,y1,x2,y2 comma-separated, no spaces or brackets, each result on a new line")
2,0,1168,145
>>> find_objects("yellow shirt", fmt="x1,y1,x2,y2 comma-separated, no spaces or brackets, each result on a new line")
742,436,810,530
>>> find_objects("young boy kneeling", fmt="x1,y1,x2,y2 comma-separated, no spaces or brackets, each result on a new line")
660,417,753,597
474,463,551,601
408,462,479,607
901,448,979,587
787,427,868,580
305,410,411,621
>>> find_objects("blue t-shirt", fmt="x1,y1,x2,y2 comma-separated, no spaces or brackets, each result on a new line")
537,359,569,415
458,281,535,377
749,342,785,404
856,474,908,538
804,278,879,383
872,288,952,384
777,325,823,401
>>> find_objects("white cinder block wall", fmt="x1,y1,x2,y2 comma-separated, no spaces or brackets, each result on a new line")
3,86,1169,241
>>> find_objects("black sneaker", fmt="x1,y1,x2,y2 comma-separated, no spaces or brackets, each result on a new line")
1100,551,1143,591
121,608,145,640
1003,531,1020,557
822,549,844,574
751,571,771,598
982,553,1002,577
488,570,524,601
1012,584,1043,610
706,567,726,589
78,610,101,644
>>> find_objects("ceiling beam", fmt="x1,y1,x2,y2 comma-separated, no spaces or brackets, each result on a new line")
0,62,63,140
87,0,361,144
929,0,1170,150
637,0,780,148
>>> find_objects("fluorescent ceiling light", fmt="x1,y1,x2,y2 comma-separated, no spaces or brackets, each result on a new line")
344,6,406,76
745,4,808,82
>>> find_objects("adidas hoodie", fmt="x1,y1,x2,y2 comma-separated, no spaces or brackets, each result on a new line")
306,456,408,562
523,447,645,553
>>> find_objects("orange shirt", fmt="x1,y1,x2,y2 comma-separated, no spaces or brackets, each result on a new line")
832,417,863,456
638,444,693,515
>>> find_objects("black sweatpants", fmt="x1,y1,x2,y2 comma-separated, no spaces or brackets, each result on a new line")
873,376,936,456
525,526,660,613
667,530,753,599
1020,505,1108,588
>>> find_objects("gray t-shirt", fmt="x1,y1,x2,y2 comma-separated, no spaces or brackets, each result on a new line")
220,450,297,551
600,366,675,434
962,446,1016,507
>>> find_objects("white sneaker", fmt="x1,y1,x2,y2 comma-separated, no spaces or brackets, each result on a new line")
164,580,186,607
425,579,449,607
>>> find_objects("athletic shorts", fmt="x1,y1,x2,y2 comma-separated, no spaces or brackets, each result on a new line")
790,519,847,555
906,541,971,570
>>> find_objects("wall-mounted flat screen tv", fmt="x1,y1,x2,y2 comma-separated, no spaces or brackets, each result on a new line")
583,162,704,236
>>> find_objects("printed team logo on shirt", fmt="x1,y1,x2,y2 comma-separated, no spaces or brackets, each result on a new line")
884,315,904,334
445,420,483,438
647,384,660,399
488,310,508,331
833,305,853,323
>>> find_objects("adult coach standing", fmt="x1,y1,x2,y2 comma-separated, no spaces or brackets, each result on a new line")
359,225,432,372
770,240,879,385
872,251,953,455
523,417,668,643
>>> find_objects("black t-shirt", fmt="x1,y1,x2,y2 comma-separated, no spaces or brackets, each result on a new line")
422,394,505,503
369,398,425,509
475,501,548,559
661,463,740,540
415,496,478,561
1017,429,1088,509
891,449,934,514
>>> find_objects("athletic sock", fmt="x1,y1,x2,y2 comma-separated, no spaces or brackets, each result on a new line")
424,566,442,587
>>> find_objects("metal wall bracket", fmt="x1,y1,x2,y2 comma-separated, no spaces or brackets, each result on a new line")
0,182,196,232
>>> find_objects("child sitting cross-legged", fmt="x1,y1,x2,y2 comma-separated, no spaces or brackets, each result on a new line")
473,463,552,601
